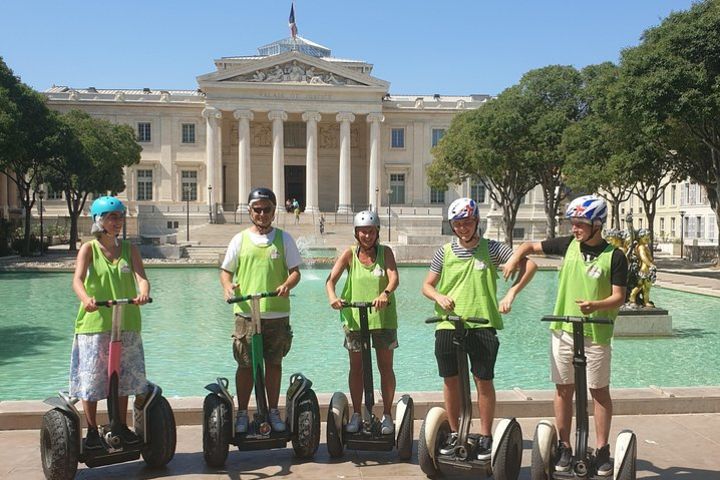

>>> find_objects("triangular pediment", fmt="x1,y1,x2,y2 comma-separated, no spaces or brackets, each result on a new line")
197,51,389,89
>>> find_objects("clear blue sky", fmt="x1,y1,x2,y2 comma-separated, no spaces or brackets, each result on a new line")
1,0,697,96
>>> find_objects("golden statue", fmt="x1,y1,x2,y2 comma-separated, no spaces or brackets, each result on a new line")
628,228,657,308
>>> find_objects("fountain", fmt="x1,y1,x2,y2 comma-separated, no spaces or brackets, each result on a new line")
295,235,337,266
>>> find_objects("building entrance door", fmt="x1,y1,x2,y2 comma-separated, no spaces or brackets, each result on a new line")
285,166,306,211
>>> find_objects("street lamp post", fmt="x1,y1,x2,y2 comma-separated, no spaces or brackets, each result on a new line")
38,189,44,256
386,188,392,242
374,187,379,213
679,210,686,260
184,185,191,242
208,185,213,224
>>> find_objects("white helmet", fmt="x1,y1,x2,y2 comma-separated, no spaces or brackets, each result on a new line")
354,210,380,229
565,195,607,225
448,198,479,222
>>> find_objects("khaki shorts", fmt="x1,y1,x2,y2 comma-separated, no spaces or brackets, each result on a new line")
551,330,611,389
343,326,398,352
232,315,293,368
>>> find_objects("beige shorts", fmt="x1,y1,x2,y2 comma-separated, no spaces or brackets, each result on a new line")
550,330,611,389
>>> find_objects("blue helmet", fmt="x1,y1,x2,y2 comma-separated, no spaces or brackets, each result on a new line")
448,197,479,222
90,196,126,221
565,195,607,225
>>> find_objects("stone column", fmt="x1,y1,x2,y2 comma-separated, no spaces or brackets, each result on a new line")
302,111,321,213
234,109,254,211
336,112,355,214
268,110,288,206
366,113,384,212
202,107,221,221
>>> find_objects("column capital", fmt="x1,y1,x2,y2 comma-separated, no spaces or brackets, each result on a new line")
202,107,222,120
336,112,356,123
233,109,254,121
366,112,385,124
268,110,288,122
302,111,322,123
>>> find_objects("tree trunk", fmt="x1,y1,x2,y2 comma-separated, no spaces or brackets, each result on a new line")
23,206,32,256
69,213,79,252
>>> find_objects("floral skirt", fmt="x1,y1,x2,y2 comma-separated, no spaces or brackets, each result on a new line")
69,331,147,401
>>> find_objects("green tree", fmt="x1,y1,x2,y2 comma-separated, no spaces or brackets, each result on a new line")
429,87,537,246
46,110,141,250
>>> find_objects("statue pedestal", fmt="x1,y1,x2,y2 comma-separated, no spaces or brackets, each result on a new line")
615,307,672,337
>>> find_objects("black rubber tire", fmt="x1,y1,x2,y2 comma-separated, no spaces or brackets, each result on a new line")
418,418,449,478
493,420,523,480
326,397,347,458
292,388,321,459
530,424,554,480
40,409,80,480
141,395,177,468
614,436,637,480
396,398,414,461
202,394,232,467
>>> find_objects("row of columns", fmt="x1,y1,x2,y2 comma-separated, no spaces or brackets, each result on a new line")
202,107,384,215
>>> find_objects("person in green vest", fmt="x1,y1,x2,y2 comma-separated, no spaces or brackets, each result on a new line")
502,195,628,476
422,197,536,460
220,187,302,433
70,196,151,449
326,210,399,435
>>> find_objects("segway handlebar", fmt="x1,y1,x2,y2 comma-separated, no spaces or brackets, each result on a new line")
425,315,489,325
96,298,153,307
541,315,613,325
340,301,391,309
227,291,279,304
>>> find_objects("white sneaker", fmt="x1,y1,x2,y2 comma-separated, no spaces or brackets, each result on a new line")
345,412,362,433
269,408,286,432
381,414,394,435
235,410,249,433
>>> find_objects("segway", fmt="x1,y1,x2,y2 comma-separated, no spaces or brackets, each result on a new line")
41,298,176,480
202,291,321,467
531,315,637,480
418,315,522,479
326,301,414,460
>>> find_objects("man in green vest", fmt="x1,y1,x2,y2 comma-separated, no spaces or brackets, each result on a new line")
220,187,302,433
422,197,536,460
502,195,628,476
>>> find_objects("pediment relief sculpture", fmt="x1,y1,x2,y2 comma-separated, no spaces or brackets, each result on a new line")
228,60,360,86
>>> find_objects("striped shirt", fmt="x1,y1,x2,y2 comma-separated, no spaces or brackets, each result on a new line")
430,237,513,274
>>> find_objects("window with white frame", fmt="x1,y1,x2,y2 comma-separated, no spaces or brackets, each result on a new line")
136,169,153,201
430,187,446,204
671,217,676,237
671,185,676,205
471,180,486,203
388,174,405,204
284,122,306,148
137,122,151,143
181,123,196,144
391,128,405,149
431,128,446,147
696,216,703,238
181,171,198,201
659,217,665,237
512,228,525,239
659,189,665,206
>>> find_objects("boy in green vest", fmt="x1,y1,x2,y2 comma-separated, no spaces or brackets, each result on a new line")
422,198,536,460
502,195,627,476
326,210,399,435
71,196,151,448
220,187,302,433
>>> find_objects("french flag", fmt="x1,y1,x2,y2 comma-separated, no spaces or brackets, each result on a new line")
289,3,298,38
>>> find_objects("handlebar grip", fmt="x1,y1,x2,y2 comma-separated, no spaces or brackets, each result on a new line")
425,317,442,324
227,291,278,304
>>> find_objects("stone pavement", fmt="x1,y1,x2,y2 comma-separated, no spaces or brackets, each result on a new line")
2,414,719,479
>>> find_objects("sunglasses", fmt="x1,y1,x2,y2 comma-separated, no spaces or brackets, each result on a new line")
252,206,273,214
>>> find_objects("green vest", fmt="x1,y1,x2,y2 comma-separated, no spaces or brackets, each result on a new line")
340,245,398,331
434,239,502,330
552,239,618,345
233,228,290,315
74,240,141,334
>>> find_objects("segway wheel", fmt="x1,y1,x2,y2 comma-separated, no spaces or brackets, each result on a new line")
326,391,348,458
613,430,637,480
40,409,80,480
491,418,523,480
202,393,232,467
418,407,450,477
141,395,177,468
291,388,321,459
531,420,557,480
395,395,414,461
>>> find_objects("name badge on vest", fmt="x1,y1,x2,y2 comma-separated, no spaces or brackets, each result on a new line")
119,260,131,274
372,265,385,277
586,264,602,279
269,246,280,260
474,259,487,270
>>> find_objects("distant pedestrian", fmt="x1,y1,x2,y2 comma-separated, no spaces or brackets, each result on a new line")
292,198,300,224
285,198,292,213
319,214,325,236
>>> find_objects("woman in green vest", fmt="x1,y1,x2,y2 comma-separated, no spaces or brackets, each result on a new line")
326,210,399,435
70,196,151,449
502,195,628,476
422,197,536,460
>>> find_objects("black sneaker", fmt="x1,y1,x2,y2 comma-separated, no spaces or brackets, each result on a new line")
85,427,103,450
477,435,493,460
595,444,613,477
439,432,458,455
119,424,140,445
555,442,572,472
